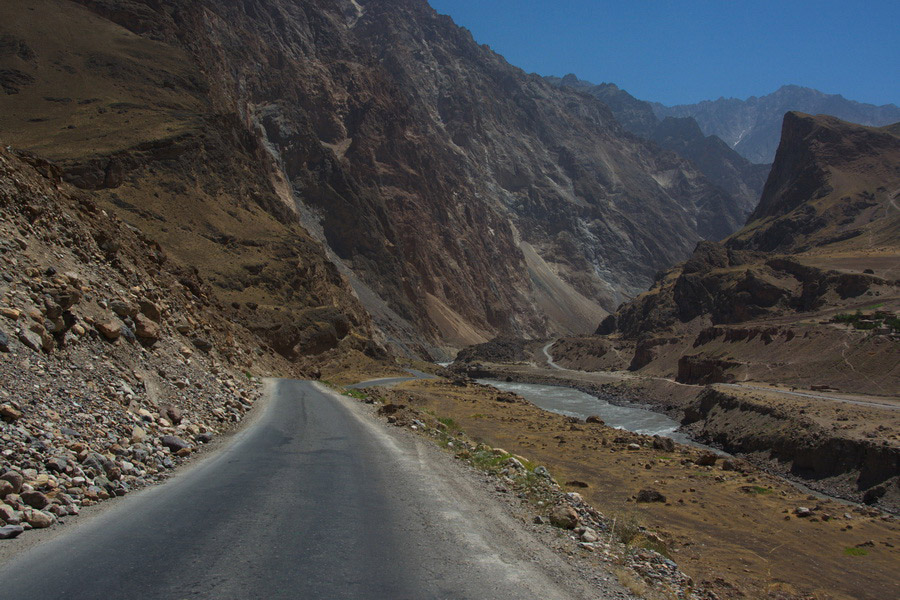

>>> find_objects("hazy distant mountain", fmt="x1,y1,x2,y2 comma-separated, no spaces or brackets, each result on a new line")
653,85,900,163
547,74,767,215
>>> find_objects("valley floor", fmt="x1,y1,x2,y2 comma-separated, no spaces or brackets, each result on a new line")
402,359,899,600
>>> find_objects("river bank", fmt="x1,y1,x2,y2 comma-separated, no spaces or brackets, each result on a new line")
385,375,899,600
454,360,900,515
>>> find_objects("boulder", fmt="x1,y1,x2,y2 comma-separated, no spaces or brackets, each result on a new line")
23,508,54,528
652,435,675,452
1,471,24,493
20,490,50,509
160,435,191,453
0,479,14,498
0,404,23,422
17,329,43,352
0,524,24,539
696,452,719,466
96,320,122,341
580,527,600,543
138,299,162,322
134,313,160,342
548,505,579,529
636,489,667,503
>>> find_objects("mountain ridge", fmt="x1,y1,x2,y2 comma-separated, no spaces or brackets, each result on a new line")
1,0,750,356
653,84,900,163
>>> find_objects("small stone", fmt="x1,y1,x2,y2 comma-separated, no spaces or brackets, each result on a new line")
0,480,14,498
585,415,604,424
627,443,641,450
795,507,812,517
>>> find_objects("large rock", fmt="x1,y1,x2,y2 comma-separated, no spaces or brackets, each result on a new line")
1,471,24,493
96,320,122,341
0,404,23,422
0,479,14,498
134,313,160,343
138,299,162,322
20,490,50,509
548,504,579,529
0,524,24,539
17,329,43,352
636,489,667,503
160,435,191,452
23,508,54,528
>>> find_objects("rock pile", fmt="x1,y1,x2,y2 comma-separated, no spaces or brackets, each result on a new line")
0,147,278,540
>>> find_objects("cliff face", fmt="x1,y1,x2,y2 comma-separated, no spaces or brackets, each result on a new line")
732,112,900,253
2,0,748,354
548,75,768,216
654,85,900,163
603,113,900,340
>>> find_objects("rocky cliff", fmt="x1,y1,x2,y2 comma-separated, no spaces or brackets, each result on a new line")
548,75,768,216
1,0,750,355
553,113,900,397
654,84,900,163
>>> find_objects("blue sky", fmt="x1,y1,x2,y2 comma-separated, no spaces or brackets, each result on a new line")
427,0,899,107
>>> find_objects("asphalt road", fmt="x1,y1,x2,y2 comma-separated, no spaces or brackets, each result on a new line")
0,380,596,599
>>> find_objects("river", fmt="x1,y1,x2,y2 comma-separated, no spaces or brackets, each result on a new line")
478,378,700,446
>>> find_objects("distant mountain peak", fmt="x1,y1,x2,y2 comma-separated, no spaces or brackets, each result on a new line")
654,86,900,163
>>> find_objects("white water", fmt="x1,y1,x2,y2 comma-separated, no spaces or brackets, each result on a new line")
479,379,698,446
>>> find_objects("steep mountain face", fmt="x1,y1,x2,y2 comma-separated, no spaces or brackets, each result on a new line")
655,85,900,163
604,113,899,340
0,0,748,356
548,75,768,216
0,0,376,361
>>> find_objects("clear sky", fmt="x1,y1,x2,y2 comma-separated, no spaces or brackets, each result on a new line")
427,0,899,107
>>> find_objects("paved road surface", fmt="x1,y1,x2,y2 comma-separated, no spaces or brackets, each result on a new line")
0,380,598,599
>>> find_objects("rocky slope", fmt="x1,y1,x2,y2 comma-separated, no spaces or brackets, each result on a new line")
0,144,293,539
654,84,900,163
542,113,900,508
548,75,769,216
1,0,750,355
